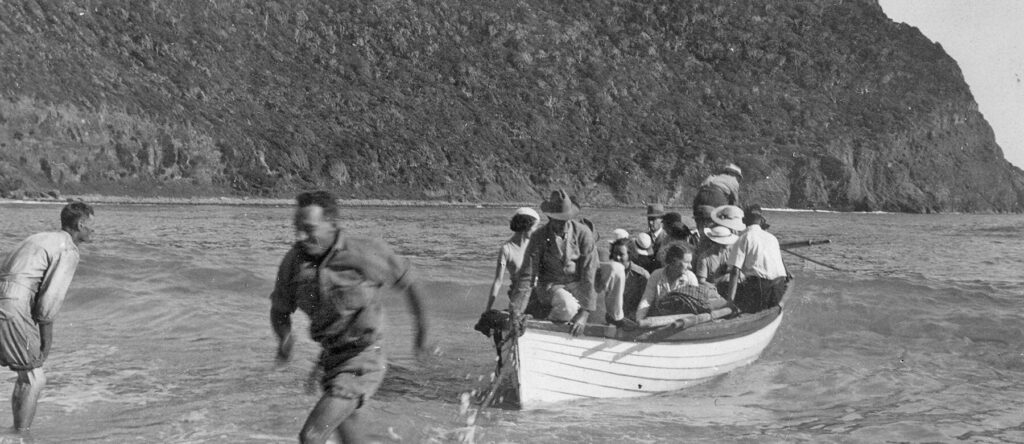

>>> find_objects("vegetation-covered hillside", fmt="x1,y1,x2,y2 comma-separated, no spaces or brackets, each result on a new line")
2,0,1022,212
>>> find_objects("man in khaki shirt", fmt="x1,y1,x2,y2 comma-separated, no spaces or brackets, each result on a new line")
270,191,428,444
511,190,598,337
0,201,94,432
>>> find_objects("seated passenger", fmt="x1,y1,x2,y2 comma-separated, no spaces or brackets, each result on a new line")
512,190,598,338
714,205,790,313
694,225,738,296
634,245,700,328
644,204,667,257
654,212,695,266
597,238,650,329
633,232,659,273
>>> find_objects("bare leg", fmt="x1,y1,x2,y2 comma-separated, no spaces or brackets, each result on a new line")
299,394,361,444
336,409,363,444
12,368,46,432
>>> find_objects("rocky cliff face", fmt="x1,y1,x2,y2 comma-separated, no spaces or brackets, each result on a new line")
2,0,1023,212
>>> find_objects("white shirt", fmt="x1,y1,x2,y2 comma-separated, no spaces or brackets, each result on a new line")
499,238,529,277
0,231,81,323
635,267,699,320
726,225,786,279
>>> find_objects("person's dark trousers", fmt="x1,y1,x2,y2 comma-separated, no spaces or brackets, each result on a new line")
734,276,789,313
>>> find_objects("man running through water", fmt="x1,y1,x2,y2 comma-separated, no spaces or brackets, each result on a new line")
270,190,429,444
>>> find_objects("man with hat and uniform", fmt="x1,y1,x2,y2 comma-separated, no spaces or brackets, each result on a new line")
692,163,743,237
643,203,667,260
510,190,599,337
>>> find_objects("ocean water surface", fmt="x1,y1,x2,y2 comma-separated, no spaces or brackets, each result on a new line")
0,202,1021,443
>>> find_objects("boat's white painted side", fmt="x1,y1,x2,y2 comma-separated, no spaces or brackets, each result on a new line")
515,312,783,408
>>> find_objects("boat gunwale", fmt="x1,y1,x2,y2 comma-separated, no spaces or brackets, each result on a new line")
521,306,783,344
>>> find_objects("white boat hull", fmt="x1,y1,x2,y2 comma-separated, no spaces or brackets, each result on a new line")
511,310,783,408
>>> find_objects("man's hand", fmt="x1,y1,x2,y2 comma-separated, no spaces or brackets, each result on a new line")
568,310,590,337
276,332,294,363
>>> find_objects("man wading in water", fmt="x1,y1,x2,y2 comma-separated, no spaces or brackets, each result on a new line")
0,201,94,432
269,190,429,444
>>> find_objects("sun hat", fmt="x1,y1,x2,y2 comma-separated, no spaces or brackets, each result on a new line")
513,207,540,221
635,232,653,252
710,205,746,231
645,203,666,219
703,225,739,245
540,190,580,220
610,228,630,242
721,163,743,178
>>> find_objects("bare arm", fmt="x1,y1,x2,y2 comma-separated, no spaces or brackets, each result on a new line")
404,281,429,353
37,322,53,364
634,275,658,327
33,248,80,325
509,231,541,317
270,308,294,362
485,248,507,312
726,267,740,302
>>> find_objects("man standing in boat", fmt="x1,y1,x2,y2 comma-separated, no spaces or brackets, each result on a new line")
269,190,429,444
692,163,743,236
0,201,94,432
511,190,599,337
643,203,667,258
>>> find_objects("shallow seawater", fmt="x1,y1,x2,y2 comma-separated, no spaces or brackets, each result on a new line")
0,203,1021,443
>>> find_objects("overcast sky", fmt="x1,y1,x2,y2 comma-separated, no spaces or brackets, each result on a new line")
879,0,1024,169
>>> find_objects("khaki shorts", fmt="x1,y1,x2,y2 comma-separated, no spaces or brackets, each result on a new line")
321,345,386,406
525,282,586,322
0,282,43,371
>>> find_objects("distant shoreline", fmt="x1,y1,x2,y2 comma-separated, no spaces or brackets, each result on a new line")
0,195,893,214
0,195,538,209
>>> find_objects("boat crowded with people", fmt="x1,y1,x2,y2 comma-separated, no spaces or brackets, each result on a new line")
474,188,826,410
481,302,785,409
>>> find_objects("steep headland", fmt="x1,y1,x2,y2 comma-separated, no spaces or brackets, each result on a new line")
2,0,1023,212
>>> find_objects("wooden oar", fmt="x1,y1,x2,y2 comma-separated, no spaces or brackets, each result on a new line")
634,307,735,341
779,239,831,249
781,248,843,271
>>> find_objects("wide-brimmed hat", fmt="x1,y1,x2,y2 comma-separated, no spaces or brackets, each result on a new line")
513,207,540,221
704,225,739,245
645,203,666,219
540,190,580,220
710,205,746,231
721,163,743,178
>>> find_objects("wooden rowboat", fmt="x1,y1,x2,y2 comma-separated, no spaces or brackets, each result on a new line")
488,306,784,409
